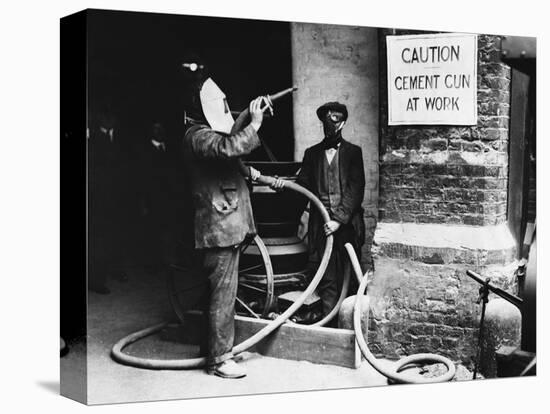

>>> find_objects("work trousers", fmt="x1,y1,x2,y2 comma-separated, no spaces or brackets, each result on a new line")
201,245,240,366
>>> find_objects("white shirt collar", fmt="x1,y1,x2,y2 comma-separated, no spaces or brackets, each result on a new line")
100,127,114,142
325,144,339,164
151,139,165,150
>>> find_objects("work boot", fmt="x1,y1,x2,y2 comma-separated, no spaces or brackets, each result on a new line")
207,359,247,379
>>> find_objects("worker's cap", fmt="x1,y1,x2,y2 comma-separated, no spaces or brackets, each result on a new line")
316,101,348,122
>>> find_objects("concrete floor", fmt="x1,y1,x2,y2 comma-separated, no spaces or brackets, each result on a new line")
61,267,391,405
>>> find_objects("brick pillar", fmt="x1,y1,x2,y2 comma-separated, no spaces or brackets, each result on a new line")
372,31,518,367
290,23,379,263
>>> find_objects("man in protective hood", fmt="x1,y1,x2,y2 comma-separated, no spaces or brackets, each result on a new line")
275,102,365,326
182,74,269,378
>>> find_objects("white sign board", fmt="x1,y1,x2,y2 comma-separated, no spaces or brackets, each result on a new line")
387,33,478,125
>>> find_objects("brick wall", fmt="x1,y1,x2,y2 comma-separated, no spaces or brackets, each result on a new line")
371,223,517,366
290,23,379,263
379,31,511,226
289,25,519,369
371,31,518,370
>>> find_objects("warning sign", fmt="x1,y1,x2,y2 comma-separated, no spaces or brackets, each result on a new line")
386,33,478,125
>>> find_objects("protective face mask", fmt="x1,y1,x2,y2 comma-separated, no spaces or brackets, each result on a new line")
323,120,345,139
200,78,235,134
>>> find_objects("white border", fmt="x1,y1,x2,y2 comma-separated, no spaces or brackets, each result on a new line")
0,1,547,414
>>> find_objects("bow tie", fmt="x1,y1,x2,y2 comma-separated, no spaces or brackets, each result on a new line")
323,138,341,150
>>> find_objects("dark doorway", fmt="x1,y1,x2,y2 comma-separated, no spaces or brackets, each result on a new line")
86,9,294,273
503,37,536,353
506,50,536,258
87,9,294,160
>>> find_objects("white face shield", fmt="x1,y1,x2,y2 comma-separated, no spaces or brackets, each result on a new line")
199,78,235,134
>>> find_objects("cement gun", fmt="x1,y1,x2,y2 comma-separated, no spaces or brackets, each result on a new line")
231,86,298,118
232,86,298,161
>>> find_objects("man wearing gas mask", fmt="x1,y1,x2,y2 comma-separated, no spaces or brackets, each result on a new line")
182,75,269,378
275,102,365,325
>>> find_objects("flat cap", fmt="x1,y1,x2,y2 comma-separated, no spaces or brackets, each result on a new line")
316,101,348,121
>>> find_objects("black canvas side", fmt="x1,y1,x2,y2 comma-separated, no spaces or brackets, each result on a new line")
60,9,88,405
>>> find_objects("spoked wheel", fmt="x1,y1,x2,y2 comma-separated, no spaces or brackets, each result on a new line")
111,177,336,370
237,235,275,318
167,263,209,324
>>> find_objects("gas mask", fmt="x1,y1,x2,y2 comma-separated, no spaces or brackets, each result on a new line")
199,77,235,134
322,110,346,140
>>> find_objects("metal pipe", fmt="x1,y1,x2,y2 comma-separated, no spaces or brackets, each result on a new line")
232,86,297,118
472,278,490,380
466,270,523,309
230,86,297,161
266,86,298,104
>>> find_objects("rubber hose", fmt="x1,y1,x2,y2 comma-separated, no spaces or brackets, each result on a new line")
345,243,456,384
309,262,349,327
111,177,334,369
283,263,348,327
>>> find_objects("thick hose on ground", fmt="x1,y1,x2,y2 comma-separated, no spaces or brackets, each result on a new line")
345,243,456,384
111,176,334,369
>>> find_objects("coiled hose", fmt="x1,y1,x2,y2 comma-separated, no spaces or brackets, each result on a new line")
111,176,334,369
112,176,456,383
345,243,456,383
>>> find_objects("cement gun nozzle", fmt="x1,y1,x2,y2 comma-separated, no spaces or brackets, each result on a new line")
230,86,298,118
266,86,298,105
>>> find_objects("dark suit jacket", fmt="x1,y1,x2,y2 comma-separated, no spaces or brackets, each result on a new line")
182,123,260,249
137,140,175,224
88,128,126,227
297,138,365,260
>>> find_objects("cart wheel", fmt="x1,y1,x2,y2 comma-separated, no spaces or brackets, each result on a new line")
237,235,274,318
167,263,208,324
